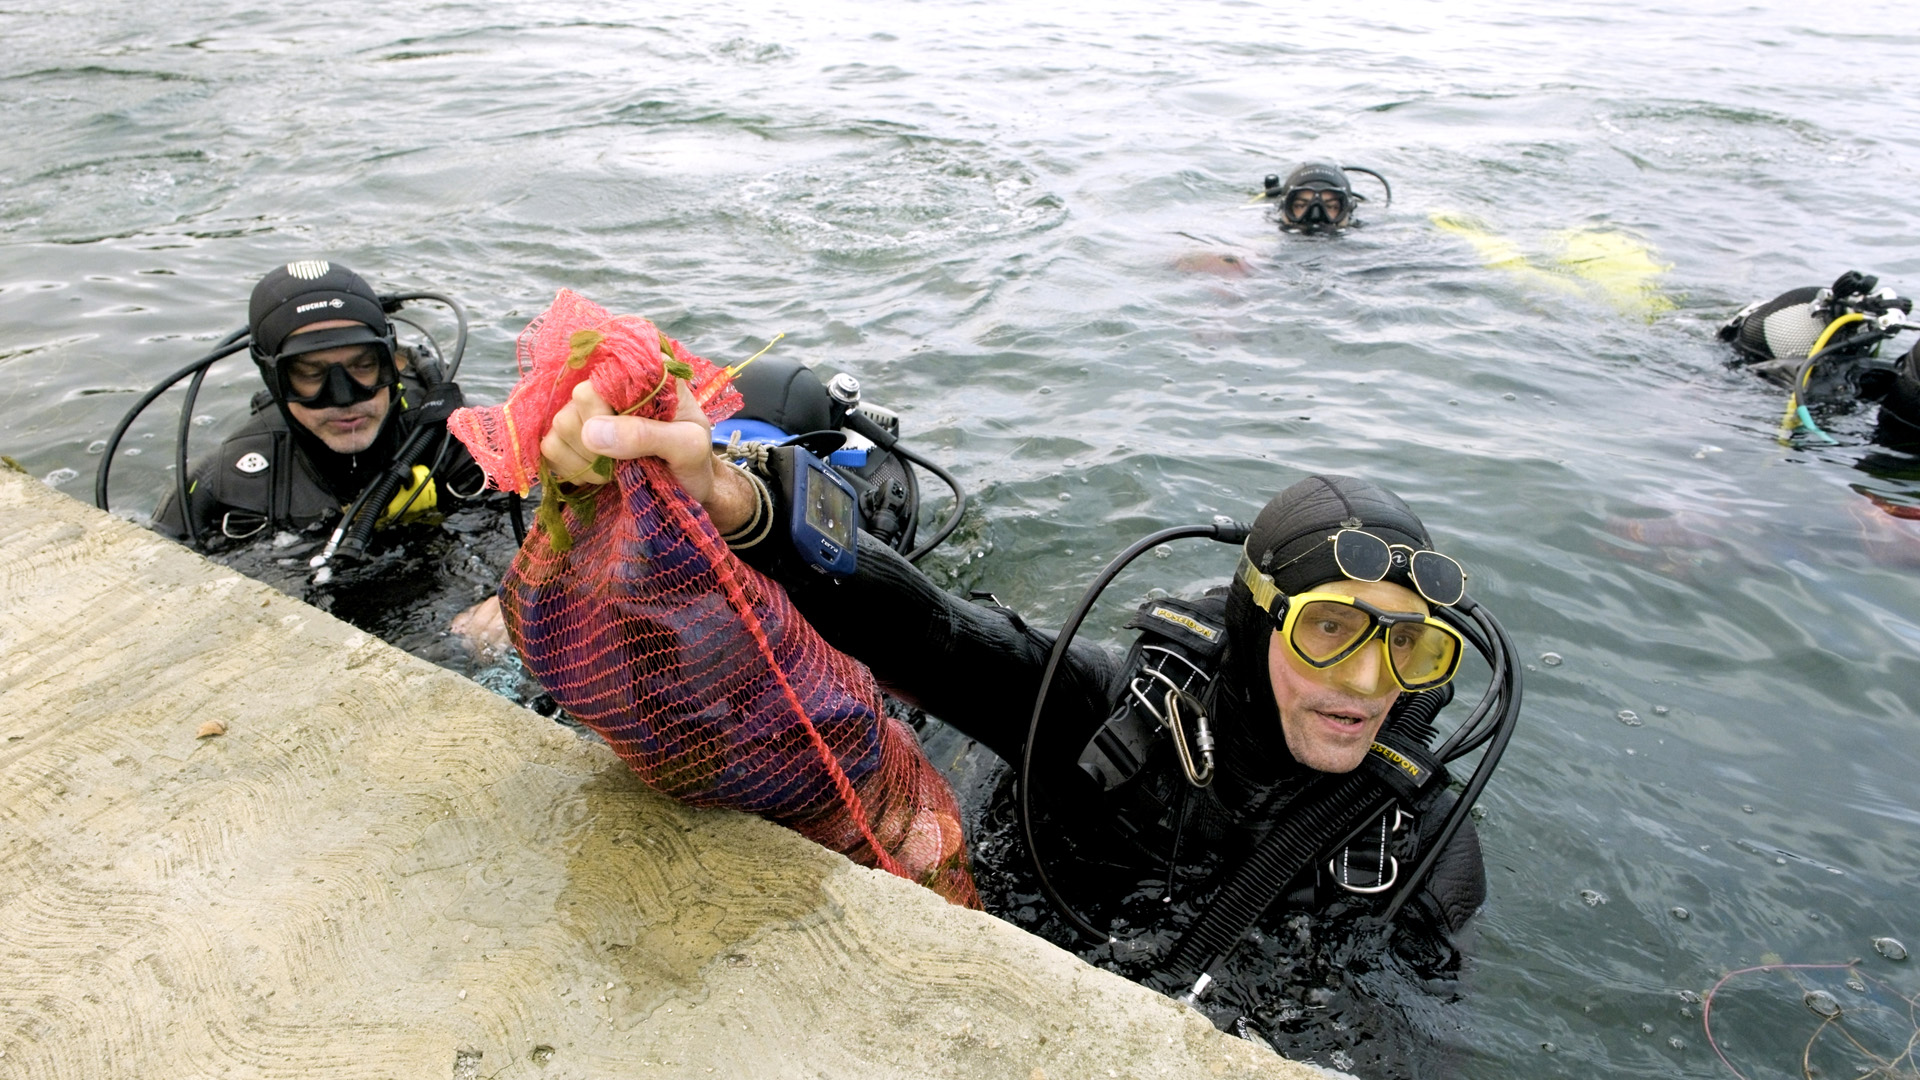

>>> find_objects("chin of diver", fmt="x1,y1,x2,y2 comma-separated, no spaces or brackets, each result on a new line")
958,761,1472,1077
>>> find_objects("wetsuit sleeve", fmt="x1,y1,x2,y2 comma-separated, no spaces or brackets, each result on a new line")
746,530,1123,769
1411,797,1486,933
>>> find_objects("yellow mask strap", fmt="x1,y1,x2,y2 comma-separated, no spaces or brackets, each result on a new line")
1237,548,1283,615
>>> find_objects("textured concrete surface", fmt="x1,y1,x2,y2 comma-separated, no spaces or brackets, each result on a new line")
0,464,1325,1080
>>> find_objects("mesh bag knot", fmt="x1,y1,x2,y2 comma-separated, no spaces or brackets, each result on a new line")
448,290,979,907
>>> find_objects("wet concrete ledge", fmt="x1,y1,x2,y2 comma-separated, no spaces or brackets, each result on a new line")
0,465,1327,1080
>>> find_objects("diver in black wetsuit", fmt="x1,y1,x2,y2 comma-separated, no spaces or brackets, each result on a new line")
112,260,516,661
151,261,490,547
1720,270,1920,448
763,473,1490,939
537,382,1518,1007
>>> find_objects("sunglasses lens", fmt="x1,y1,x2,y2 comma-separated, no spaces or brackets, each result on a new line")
1290,599,1374,664
1385,621,1461,688
1332,530,1393,581
1410,550,1466,606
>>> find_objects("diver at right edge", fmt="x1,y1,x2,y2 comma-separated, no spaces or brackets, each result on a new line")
1720,270,1920,449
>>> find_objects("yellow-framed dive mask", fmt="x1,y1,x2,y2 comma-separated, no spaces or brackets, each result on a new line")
1238,551,1465,692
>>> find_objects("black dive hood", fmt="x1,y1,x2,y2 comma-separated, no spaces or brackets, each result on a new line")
250,259,400,403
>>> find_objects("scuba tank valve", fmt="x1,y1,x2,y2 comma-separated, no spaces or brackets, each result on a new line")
826,372,861,429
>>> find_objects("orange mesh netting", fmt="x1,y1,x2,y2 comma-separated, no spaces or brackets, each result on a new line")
447,290,979,907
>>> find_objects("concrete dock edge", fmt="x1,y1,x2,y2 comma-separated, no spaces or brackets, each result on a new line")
0,465,1328,1079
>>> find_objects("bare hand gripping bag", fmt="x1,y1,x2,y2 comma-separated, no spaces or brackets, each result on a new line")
447,290,979,907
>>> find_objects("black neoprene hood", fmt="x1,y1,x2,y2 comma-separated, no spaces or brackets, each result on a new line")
1282,161,1352,195
1223,474,1434,672
248,260,391,361
1249,475,1430,594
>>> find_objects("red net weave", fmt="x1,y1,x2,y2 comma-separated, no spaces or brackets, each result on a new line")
447,290,979,907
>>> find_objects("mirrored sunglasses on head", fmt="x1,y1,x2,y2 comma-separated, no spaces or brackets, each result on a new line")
1327,528,1466,607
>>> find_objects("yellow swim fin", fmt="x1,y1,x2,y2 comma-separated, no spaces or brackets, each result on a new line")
1551,228,1675,319
1430,212,1582,298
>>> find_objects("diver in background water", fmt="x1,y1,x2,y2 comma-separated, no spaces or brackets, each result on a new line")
1719,270,1920,447
1172,161,1392,276
1259,161,1392,233
538,381,1518,1026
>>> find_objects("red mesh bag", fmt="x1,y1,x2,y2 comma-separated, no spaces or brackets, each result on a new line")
448,290,979,907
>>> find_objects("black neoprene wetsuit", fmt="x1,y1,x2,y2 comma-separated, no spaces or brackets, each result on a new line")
153,368,487,547
745,530,1487,934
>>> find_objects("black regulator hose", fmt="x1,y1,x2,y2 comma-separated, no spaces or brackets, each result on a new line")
841,408,969,563
1342,165,1393,207
315,377,469,576
1380,598,1521,923
326,429,443,566
1020,519,1252,944
94,327,251,528
329,289,471,560
380,291,470,379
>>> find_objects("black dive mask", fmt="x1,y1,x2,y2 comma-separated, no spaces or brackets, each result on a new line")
281,358,388,409
1286,188,1352,229
269,332,399,409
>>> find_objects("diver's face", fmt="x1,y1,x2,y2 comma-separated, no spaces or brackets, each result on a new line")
1267,577,1424,773
281,321,394,454
1287,188,1347,226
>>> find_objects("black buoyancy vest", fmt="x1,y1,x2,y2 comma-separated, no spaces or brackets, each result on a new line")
1076,592,1449,902
185,370,463,541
